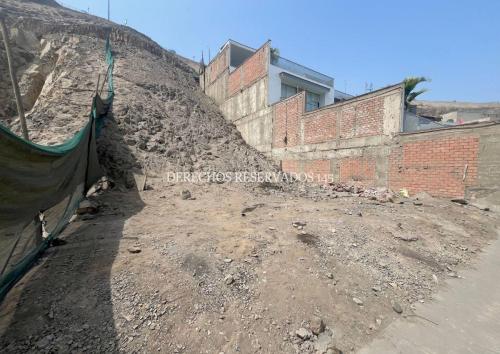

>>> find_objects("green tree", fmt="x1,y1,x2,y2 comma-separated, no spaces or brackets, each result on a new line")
403,76,429,108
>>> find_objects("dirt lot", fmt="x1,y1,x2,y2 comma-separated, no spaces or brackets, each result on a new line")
1,2,499,353
0,181,498,353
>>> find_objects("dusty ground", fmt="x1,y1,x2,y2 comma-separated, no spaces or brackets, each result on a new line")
0,182,498,353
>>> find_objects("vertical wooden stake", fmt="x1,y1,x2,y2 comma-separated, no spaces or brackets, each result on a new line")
0,12,29,140
95,74,101,96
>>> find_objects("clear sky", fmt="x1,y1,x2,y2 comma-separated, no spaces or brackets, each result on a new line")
60,0,500,102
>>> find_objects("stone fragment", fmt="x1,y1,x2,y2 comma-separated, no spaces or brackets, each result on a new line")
181,190,192,200
395,234,419,242
372,286,382,292
392,302,403,314
353,297,364,306
224,275,234,285
77,199,98,215
310,316,325,335
295,328,313,340
127,246,141,254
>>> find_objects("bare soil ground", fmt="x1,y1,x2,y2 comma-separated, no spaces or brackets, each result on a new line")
0,182,498,353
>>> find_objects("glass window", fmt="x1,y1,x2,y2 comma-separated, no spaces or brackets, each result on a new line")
306,91,320,112
281,83,297,100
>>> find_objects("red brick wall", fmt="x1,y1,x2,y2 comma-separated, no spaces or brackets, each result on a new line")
303,159,332,183
282,91,386,148
227,44,268,97
339,157,376,185
339,96,384,139
303,109,337,144
273,93,305,148
281,159,332,183
282,159,299,174
389,136,479,198
208,47,228,84
227,68,241,97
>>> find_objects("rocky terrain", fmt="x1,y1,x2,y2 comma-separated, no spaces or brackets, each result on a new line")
0,182,498,353
0,0,276,187
0,1,499,354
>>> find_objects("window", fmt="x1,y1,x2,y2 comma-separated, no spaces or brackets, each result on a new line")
281,83,297,100
306,91,320,112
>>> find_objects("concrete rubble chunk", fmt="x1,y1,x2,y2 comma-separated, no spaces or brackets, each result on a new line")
295,327,313,340
314,329,337,354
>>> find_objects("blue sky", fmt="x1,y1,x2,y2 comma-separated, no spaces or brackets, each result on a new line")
61,0,500,102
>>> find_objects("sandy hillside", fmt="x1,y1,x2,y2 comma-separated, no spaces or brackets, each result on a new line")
0,0,276,187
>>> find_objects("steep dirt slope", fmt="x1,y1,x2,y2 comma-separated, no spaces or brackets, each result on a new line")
0,0,276,186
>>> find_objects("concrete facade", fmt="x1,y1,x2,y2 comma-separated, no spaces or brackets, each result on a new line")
201,39,500,200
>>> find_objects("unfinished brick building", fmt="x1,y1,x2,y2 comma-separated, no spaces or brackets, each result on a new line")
200,39,500,203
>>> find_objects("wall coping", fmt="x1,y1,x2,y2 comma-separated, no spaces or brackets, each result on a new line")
302,83,404,118
227,40,271,74
397,121,500,137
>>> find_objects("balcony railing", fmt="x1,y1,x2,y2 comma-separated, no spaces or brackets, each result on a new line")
271,55,334,87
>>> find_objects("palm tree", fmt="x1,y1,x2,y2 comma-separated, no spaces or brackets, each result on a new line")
403,76,429,108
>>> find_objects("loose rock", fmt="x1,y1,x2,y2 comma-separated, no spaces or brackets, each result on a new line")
392,302,403,314
310,316,325,335
224,275,234,285
127,246,141,254
76,200,98,215
295,328,313,340
353,297,364,306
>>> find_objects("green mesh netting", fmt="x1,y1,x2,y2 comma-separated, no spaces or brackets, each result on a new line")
0,37,115,300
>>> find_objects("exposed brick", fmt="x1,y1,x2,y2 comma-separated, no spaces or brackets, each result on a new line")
303,109,337,144
207,46,228,84
303,159,332,183
339,96,384,139
282,159,299,174
339,157,376,186
273,93,304,148
388,136,479,198
227,44,268,97
281,159,332,184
